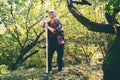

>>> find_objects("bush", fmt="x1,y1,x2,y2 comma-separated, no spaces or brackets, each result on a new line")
0,65,9,75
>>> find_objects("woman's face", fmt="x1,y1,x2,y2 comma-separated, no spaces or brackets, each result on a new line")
49,12,57,20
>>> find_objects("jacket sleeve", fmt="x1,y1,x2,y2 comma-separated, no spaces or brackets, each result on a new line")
54,20,63,33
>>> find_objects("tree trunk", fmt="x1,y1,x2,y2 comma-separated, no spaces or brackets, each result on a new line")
11,50,39,70
67,0,120,80
103,36,120,80
11,53,24,70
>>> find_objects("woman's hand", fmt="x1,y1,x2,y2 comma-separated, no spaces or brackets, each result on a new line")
45,22,49,28
40,22,45,27
45,23,55,33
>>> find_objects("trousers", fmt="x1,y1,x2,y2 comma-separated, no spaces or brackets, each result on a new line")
48,36,64,71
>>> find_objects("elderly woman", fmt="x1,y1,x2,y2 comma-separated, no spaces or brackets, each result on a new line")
41,10,65,73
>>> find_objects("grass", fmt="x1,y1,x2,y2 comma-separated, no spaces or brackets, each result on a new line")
0,64,103,80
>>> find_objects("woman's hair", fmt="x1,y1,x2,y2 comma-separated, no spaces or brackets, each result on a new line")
49,10,57,17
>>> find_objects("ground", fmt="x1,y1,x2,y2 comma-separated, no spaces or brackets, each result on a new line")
0,64,103,80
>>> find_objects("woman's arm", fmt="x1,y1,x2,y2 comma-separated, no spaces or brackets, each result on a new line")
45,23,55,33
45,20,63,33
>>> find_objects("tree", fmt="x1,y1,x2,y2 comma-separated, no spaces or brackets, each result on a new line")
0,0,46,70
67,0,120,80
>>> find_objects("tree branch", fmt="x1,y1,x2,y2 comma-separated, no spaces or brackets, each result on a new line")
105,7,120,25
25,3,32,28
67,0,120,35
23,14,45,47
18,36,45,67
28,15,45,31
33,29,38,37
23,50,39,63
10,4,23,48
1,18,18,40
59,12,69,18
13,30,45,68
24,3,33,47
72,0,92,6
21,30,45,55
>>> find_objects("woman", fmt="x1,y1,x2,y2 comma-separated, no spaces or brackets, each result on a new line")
41,10,65,73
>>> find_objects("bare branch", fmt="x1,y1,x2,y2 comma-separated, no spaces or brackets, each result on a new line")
1,18,17,40
25,3,32,28
23,3,33,48
33,29,38,37
23,14,45,47
10,4,23,48
28,15,45,31
59,12,69,18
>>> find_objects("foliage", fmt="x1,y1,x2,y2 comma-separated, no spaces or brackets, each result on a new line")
0,0,114,69
105,0,120,14
0,65,9,75
0,0,118,79
0,0,49,69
